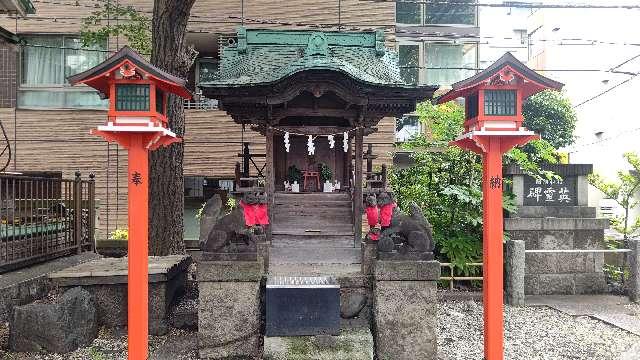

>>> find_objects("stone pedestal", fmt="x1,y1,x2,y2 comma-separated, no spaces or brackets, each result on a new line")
48,255,190,335
373,260,440,360
505,164,609,295
198,260,263,359
361,240,377,276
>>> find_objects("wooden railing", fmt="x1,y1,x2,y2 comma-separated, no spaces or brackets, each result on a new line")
0,172,95,273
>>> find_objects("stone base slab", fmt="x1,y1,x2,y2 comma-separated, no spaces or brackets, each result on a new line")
374,280,437,360
263,329,374,360
48,255,191,335
197,260,263,359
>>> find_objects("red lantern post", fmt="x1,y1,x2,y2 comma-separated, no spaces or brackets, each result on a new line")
69,46,192,359
438,53,563,360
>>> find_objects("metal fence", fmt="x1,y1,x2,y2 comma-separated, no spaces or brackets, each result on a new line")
0,172,95,273
440,262,484,290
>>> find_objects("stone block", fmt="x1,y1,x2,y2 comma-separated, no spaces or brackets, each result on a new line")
574,218,609,230
573,230,606,249
537,274,574,295
197,260,263,282
542,218,576,230
340,288,368,319
361,241,377,276
198,281,262,359
537,231,574,249
79,281,173,335
505,240,525,306
263,329,374,360
512,205,544,218
506,230,538,249
629,239,640,303
525,253,558,274
374,260,440,281
9,287,98,353
574,273,607,294
556,253,590,273
524,274,540,295
504,218,542,231
374,280,437,360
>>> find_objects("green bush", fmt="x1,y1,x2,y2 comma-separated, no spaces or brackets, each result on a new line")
390,101,550,278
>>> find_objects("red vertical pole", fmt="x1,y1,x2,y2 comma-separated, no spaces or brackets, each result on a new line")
127,136,149,360
483,136,504,360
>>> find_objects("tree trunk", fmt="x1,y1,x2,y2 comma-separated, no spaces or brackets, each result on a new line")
148,0,196,255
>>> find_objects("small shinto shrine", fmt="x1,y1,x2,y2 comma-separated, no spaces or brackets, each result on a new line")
197,27,441,360
438,52,563,360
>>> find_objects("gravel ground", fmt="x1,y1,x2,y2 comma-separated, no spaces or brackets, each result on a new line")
0,326,199,360
3,299,640,359
438,300,640,360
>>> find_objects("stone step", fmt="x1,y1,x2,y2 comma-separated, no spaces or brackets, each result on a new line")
273,216,354,226
268,263,362,278
263,329,374,360
273,209,353,218
274,200,352,208
271,235,354,248
271,225,354,236
270,247,360,265
275,192,350,201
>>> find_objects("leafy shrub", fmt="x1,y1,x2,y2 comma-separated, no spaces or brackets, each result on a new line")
108,228,128,241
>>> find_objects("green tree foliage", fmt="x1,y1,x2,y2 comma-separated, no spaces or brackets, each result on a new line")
589,152,640,239
522,90,577,149
391,101,520,274
391,100,567,276
80,0,152,56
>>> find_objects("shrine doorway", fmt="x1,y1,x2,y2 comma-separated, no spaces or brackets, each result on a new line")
274,132,348,192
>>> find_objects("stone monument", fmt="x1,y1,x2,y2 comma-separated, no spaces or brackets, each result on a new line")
505,164,609,295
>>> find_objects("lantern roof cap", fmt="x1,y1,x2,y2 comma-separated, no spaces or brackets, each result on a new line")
67,45,192,99
437,52,563,104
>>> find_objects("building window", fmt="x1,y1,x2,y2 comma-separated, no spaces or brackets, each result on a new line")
115,84,150,111
396,2,422,25
396,115,422,142
19,35,108,109
399,44,420,85
425,1,476,25
425,43,477,86
484,90,517,116
396,1,476,26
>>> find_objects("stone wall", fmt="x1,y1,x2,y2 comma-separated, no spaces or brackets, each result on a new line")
505,164,609,295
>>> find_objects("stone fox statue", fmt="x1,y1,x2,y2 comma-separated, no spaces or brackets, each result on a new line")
200,193,262,254
377,202,434,255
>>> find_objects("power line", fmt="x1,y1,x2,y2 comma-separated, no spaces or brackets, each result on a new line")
360,0,640,9
566,127,640,152
574,75,638,108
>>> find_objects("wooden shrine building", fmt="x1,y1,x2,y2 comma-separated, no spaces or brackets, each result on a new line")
201,27,437,250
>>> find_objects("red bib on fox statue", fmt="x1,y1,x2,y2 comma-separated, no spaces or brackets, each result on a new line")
239,200,257,227
377,192,396,228
254,203,270,226
365,195,379,227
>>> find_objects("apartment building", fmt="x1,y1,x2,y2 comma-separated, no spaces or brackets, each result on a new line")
0,0,479,240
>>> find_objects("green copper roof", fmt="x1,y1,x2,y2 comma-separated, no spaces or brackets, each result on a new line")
202,27,412,88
